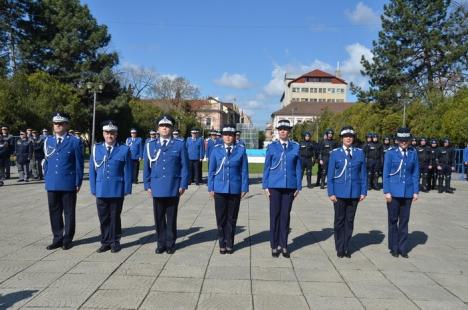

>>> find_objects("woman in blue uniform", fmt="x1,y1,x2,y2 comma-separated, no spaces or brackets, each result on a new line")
89,121,132,253
327,126,367,258
208,124,249,254
383,127,419,258
263,119,302,258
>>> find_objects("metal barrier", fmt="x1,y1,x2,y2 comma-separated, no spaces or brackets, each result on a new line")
455,148,467,180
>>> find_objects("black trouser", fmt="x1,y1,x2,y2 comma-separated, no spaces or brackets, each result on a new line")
17,161,30,181
3,156,11,178
465,163,468,181
366,158,380,189
189,160,201,185
269,188,295,250
333,198,358,254
438,165,452,192
387,197,412,254
301,157,313,187
97,197,124,246
315,160,322,185
153,196,179,249
428,166,437,189
131,159,139,183
32,158,44,179
47,191,77,245
419,164,429,191
0,158,5,181
214,193,241,249
320,158,329,187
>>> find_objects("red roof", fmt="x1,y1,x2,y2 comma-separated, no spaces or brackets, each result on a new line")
287,69,347,87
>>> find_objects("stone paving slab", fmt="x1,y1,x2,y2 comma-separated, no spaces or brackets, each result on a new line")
0,172,468,309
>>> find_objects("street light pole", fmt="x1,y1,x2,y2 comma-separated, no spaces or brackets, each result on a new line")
91,91,97,147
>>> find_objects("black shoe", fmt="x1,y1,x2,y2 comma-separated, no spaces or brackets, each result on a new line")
220,248,226,255
96,245,111,253
111,243,121,253
155,247,166,254
166,247,176,254
281,250,290,258
24,179,29,182
320,185,324,189
0,181,4,187
307,184,312,189
446,189,454,194
400,252,409,258
62,243,72,250
17,179,24,182
344,252,351,258
337,251,344,258
46,242,62,250
271,250,280,258
390,251,399,257
226,248,234,254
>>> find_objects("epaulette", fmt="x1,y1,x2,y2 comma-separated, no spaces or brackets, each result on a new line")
214,144,224,148
291,141,299,145
237,143,245,148
331,147,341,152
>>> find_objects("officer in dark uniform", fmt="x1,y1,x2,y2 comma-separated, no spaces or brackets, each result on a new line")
364,133,383,190
43,113,84,250
416,138,431,192
299,131,315,188
411,137,418,148
144,115,189,254
263,119,302,258
428,139,439,190
31,130,45,180
0,133,9,186
208,124,249,254
15,130,33,182
318,129,338,189
327,126,367,258
125,129,143,184
383,127,419,258
90,121,132,253
186,128,204,185
436,138,455,194
363,132,373,150
40,129,49,141
1,126,15,179
206,130,219,162
172,129,183,141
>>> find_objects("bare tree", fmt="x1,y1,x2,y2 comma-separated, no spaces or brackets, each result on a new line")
118,64,158,98
152,76,200,100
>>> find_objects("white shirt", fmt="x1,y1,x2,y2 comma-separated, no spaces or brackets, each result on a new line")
399,147,408,157
342,145,353,157
55,134,65,143
104,142,116,154
224,144,234,153
159,138,171,145
279,139,289,149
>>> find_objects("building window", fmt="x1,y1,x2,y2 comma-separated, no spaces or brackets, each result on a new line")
292,87,299,92
205,117,212,128
318,88,323,93
311,88,317,93
312,98,318,102
301,88,309,93
301,98,307,102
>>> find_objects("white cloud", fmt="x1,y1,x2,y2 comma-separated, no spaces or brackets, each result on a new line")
346,2,380,26
214,72,252,89
161,74,178,80
340,43,373,88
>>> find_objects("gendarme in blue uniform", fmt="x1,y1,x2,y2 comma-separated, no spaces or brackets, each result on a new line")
263,140,302,190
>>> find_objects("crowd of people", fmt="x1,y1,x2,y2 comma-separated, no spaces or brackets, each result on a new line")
0,113,467,261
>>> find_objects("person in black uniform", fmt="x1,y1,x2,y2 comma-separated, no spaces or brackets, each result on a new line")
314,134,326,187
411,137,418,148
31,130,45,180
0,134,9,186
364,133,383,190
318,129,338,189
1,126,15,179
15,130,33,182
416,138,431,192
300,131,315,188
436,138,455,194
427,139,438,191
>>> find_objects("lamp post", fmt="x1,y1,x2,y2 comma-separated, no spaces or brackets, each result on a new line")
291,107,296,137
86,82,104,147
396,91,414,127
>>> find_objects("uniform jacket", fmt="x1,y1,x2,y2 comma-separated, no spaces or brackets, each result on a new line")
186,137,205,160
464,147,468,163
208,144,249,194
383,147,419,198
262,140,302,190
144,138,189,197
319,139,338,160
327,147,367,198
43,134,84,191
15,138,33,164
31,137,45,160
0,139,9,159
125,137,143,160
435,147,455,167
206,138,220,160
89,143,132,198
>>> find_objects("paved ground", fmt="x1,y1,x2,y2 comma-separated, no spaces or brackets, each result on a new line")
0,172,468,310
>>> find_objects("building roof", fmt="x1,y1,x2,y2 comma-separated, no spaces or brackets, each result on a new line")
271,101,353,117
287,69,347,87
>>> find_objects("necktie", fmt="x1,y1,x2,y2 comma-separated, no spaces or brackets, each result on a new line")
57,137,62,146
282,143,287,151
162,140,167,151
227,146,232,157
106,146,111,157
346,148,352,159
403,150,407,158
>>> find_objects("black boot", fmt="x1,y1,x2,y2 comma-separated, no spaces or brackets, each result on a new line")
421,174,428,192
445,176,454,193
306,175,312,188
438,176,444,193
320,175,325,189
373,173,380,190
367,174,373,190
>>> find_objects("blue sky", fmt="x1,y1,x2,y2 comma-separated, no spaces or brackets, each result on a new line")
82,0,387,127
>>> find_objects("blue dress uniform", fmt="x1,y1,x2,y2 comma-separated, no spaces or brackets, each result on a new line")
125,131,143,184
186,131,204,185
43,113,84,249
144,120,189,253
263,121,302,256
89,128,132,253
463,146,468,181
327,126,367,257
383,128,419,257
206,136,220,161
208,128,249,252
15,135,33,182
